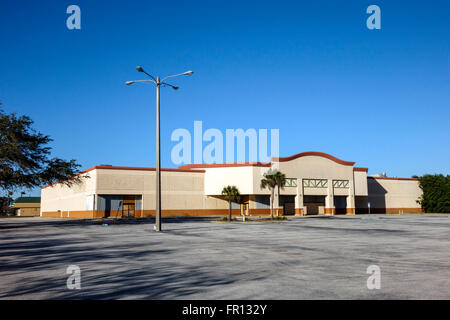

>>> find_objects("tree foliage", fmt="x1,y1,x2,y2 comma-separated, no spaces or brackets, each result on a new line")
0,105,86,193
221,185,241,221
415,174,450,213
260,169,287,219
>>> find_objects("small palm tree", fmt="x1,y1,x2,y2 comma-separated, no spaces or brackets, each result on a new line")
260,169,287,219
273,171,287,212
221,185,241,221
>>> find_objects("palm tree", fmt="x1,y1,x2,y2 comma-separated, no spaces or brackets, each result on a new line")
273,171,287,215
221,185,241,221
260,170,287,219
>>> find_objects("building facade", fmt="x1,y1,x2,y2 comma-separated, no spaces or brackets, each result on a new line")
41,151,423,218
11,197,41,217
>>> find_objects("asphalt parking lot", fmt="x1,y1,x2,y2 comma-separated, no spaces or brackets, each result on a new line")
0,215,449,299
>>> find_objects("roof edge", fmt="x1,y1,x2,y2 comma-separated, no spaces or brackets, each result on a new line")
13,197,41,203
92,165,205,173
272,151,356,166
41,165,205,189
368,176,419,181
178,162,271,170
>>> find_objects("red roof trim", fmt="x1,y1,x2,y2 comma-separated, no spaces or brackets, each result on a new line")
353,167,369,172
92,165,205,173
368,176,418,181
272,151,356,166
178,162,271,170
41,166,205,189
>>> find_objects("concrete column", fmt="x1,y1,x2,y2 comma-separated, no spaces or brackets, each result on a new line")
347,180,356,215
295,178,304,216
325,179,334,215
94,194,98,218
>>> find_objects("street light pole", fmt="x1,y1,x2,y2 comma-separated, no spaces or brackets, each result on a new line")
126,68,193,232
155,77,161,231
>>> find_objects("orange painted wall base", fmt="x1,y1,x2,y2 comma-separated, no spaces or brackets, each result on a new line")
42,208,274,219
355,207,423,214
41,207,424,219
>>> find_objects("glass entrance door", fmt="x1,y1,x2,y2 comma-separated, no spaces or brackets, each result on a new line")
242,203,249,216
122,196,136,218
122,203,135,218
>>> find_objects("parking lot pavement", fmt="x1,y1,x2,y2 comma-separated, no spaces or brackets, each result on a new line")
0,215,449,299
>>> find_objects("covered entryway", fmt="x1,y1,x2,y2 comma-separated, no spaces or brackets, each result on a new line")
122,196,136,218
280,195,295,215
304,195,326,215
97,195,142,218
241,195,250,216
283,202,295,215
334,196,347,214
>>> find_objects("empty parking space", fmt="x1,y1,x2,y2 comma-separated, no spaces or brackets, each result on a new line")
0,215,449,299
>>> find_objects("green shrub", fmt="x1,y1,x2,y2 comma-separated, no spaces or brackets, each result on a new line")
217,217,238,222
416,174,450,213
262,216,288,221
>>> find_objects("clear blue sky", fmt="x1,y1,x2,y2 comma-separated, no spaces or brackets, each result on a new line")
1,0,449,196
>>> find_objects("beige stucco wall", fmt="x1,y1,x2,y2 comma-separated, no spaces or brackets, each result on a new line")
252,166,297,195
12,202,40,217
354,171,368,196
184,154,370,201
367,178,422,210
204,166,261,195
274,156,361,199
95,168,227,210
14,206,40,217
275,156,354,181
200,155,369,214
203,156,365,196
13,202,39,208
40,171,96,215
41,168,229,214
40,159,422,217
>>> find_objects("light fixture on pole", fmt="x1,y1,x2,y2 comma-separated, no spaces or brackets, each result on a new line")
126,66,193,232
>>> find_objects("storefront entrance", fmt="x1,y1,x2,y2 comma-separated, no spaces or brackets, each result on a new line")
98,195,140,218
122,196,136,218
280,195,296,215
304,195,326,215
283,202,295,215
334,196,347,214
